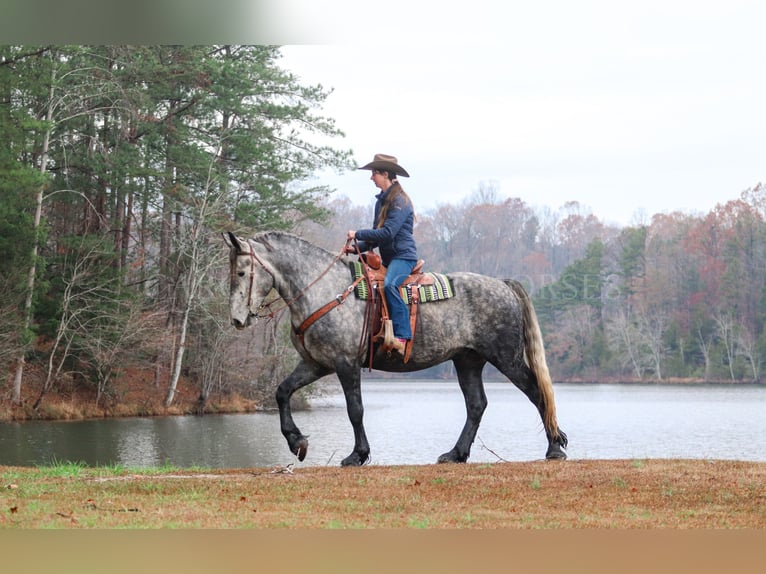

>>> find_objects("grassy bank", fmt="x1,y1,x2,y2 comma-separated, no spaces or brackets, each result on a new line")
2,459,764,528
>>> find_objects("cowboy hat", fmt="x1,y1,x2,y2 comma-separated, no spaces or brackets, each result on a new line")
358,153,410,177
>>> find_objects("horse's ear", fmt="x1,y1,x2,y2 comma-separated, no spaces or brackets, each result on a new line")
224,231,242,251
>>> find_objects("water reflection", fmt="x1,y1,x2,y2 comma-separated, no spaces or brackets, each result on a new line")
0,382,764,468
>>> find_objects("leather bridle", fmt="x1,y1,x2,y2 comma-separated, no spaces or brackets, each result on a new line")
234,238,359,329
231,242,278,322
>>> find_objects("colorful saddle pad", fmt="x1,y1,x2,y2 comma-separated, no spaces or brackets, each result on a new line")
349,261,455,304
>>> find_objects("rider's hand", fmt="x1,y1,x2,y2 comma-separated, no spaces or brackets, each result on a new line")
347,230,356,241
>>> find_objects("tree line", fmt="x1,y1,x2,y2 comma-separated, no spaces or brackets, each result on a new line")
2,45,762,418
1,45,352,413
532,188,766,383
302,180,766,384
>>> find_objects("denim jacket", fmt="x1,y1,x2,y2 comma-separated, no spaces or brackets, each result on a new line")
355,186,417,267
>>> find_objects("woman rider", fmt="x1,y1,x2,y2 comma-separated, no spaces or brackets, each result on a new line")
347,154,418,355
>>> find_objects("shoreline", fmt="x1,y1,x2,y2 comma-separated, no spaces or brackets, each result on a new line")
3,377,763,424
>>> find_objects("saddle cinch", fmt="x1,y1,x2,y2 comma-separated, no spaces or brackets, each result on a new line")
356,251,432,365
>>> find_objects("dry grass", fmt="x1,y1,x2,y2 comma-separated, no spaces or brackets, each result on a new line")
2,458,764,529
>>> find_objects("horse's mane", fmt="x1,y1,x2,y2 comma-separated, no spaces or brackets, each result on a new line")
251,230,337,260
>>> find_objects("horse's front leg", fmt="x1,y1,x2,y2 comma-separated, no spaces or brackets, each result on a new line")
276,360,331,461
335,359,370,466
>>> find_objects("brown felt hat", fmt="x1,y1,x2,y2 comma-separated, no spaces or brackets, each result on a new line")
358,153,410,177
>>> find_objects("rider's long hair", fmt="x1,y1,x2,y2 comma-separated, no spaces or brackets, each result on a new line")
375,171,414,229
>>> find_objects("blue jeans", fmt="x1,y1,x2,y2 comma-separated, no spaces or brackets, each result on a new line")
384,258,417,340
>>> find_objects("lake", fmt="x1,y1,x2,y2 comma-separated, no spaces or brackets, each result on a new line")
0,382,764,468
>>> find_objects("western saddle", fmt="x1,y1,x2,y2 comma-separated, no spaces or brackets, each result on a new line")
357,251,434,365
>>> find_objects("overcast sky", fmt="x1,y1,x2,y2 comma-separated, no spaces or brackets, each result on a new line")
276,1,765,226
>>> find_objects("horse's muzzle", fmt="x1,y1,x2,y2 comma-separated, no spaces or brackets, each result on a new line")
231,315,253,330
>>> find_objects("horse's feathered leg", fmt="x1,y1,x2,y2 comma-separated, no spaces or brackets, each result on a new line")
335,358,370,466
276,360,331,461
438,351,487,463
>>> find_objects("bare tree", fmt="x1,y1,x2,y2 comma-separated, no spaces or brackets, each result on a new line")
164,146,228,407
713,311,738,381
187,279,240,412
635,307,669,381
32,235,130,409
736,327,761,382
78,302,162,407
697,327,714,382
605,308,645,379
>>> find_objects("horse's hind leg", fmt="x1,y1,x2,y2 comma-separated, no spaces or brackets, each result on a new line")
501,365,568,459
335,358,370,467
276,360,331,461
438,351,488,463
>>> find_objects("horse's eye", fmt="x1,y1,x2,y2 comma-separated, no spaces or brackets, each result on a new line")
238,271,245,277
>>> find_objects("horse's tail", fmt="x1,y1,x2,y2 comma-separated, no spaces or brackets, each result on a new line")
505,279,560,441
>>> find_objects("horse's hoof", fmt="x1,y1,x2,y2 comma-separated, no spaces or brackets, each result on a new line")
295,437,309,461
545,445,567,460
437,450,467,464
340,452,368,467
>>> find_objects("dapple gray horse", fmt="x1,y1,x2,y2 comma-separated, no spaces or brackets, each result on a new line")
225,231,567,466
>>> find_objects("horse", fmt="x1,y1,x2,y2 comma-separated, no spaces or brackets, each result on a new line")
225,231,568,466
